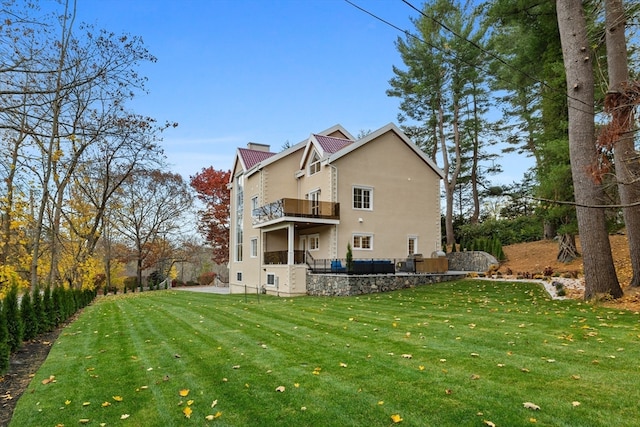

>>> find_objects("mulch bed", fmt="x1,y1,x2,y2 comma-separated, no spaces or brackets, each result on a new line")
0,328,63,427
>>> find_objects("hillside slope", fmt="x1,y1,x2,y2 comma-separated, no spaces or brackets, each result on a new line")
497,234,639,309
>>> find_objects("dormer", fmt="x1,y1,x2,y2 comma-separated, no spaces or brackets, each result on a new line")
300,133,354,174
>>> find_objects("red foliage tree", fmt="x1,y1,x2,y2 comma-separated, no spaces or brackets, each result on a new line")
189,167,231,264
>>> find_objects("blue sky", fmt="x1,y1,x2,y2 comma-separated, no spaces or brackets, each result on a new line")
77,0,530,184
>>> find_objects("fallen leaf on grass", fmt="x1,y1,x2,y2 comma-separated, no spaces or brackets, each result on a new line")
205,412,222,420
41,375,56,385
340,362,348,367
276,386,285,392
211,399,218,408
187,400,194,406
179,389,190,397
79,419,90,424
470,374,481,380
484,421,496,427
418,365,425,371
401,354,412,359
120,414,130,419
65,400,71,405
523,402,541,410
390,413,403,423
82,401,91,406
112,395,123,402
530,418,537,423
572,401,581,407
101,401,111,407
183,406,192,418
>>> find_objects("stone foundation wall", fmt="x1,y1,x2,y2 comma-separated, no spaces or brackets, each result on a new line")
306,273,466,297
446,251,498,272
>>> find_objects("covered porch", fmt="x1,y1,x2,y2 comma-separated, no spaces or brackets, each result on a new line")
253,200,339,296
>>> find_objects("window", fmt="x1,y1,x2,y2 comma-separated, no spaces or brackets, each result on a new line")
266,273,277,286
353,186,373,210
235,175,244,261
250,238,258,257
251,196,258,216
308,151,321,175
308,189,320,216
408,236,418,255
353,234,373,250
236,272,243,281
308,234,320,251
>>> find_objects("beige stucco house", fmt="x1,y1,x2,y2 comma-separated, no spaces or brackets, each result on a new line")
228,123,444,296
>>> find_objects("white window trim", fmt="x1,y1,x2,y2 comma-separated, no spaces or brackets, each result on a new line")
250,237,258,258
266,272,277,287
408,235,418,255
251,195,259,216
308,234,320,251
352,233,373,250
308,151,321,176
352,185,373,211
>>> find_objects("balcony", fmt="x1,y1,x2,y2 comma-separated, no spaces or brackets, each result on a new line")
252,198,340,227
264,250,307,265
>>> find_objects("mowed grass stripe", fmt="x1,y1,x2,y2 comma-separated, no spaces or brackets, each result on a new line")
10,281,640,427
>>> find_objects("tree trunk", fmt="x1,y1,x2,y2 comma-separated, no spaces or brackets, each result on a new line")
543,222,557,240
605,0,640,287
557,233,579,263
556,0,623,299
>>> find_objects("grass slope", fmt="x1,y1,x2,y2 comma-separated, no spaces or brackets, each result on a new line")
10,280,640,427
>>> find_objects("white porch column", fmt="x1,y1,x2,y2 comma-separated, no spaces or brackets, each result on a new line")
287,223,295,265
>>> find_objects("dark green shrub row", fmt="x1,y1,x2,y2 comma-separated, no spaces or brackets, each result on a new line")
0,285,97,375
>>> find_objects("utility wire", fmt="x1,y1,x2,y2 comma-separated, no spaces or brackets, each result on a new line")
400,0,594,112
344,0,596,117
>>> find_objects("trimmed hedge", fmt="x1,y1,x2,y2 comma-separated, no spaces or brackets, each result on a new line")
0,285,97,375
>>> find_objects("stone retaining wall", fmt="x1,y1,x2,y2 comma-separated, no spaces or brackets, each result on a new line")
306,272,467,297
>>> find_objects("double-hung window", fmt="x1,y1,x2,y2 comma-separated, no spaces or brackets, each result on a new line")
353,186,373,210
353,234,373,250
250,238,258,258
308,234,320,251
251,196,259,217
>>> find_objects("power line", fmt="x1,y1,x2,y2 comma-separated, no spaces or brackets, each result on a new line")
400,0,593,112
344,0,595,116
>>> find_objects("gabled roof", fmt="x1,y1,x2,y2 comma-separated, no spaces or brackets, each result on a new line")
313,134,353,154
237,148,275,170
229,123,443,183
300,132,355,170
327,123,445,178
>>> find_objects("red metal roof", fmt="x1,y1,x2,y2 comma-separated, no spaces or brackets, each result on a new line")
313,134,353,154
238,148,275,170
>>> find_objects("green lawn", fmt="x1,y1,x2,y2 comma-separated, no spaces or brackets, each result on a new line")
9,280,640,427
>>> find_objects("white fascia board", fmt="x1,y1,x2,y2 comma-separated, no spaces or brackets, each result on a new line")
327,122,445,178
